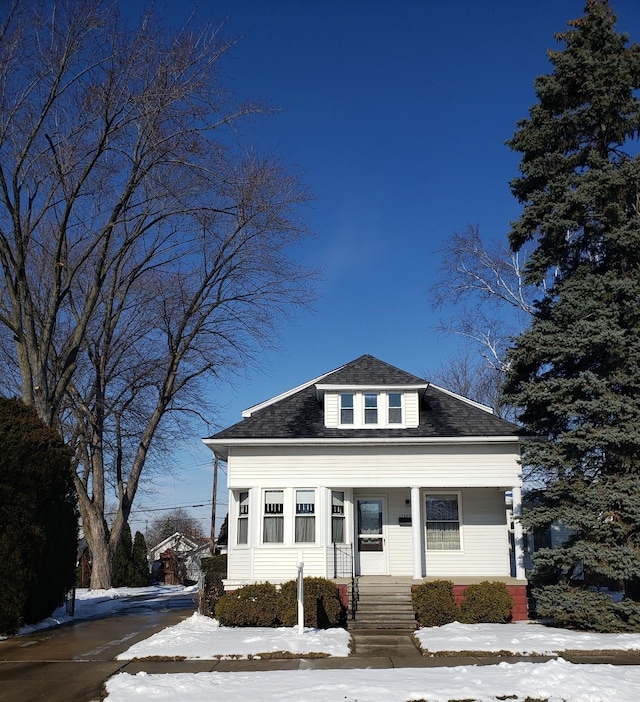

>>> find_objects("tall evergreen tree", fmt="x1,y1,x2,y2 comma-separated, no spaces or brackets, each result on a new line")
503,0,640,631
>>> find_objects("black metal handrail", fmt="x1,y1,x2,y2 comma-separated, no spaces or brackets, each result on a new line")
333,542,358,618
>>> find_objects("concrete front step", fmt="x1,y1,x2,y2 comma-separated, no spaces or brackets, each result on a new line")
352,580,416,629
350,629,422,657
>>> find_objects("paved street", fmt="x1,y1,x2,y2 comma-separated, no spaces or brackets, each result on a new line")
0,592,197,702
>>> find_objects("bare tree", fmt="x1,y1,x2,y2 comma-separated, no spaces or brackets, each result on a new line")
428,346,511,419
0,1,315,587
429,225,546,415
146,508,204,549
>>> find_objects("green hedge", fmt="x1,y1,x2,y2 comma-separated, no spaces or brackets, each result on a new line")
213,578,345,628
411,580,458,627
412,580,514,627
459,581,513,624
215,582,280,626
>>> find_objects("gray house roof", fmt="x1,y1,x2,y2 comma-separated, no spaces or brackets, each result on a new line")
208,355,523,443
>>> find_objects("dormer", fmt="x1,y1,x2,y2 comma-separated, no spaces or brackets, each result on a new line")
317,385,423,428
312,355,428,430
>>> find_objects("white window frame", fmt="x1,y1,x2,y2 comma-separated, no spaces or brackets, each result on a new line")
295,489,316,543
340,393,354,425
364,393,378,424
331,490,345,543
237,490,249,545
424,491,463,551
388,392,403,424
336,391,406,428
263,489,284,543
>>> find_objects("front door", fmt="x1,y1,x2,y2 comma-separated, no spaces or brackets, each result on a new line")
357,497,387,575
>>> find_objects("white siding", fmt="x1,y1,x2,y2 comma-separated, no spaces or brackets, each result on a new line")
227,443,521,489
324,392,339,427
424,488,510,577
384,489,414,576
404,391,420,427
252,546,327,583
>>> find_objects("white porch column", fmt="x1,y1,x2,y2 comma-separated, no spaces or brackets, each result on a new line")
512,486,526,580
411,486,422,580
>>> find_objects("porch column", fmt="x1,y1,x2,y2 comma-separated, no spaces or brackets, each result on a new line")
411,486,422,580
512,486,526,580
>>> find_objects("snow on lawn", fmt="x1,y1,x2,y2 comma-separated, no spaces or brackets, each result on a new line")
116,612,350,660
116,613,640,661
415,620,640,655
104,659,640,702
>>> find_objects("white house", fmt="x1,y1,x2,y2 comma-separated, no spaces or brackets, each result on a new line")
203,355,528,617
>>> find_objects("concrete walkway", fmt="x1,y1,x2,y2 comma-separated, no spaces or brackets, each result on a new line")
120,650,640,676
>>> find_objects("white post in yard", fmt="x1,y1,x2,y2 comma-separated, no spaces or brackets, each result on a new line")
297,551,304,634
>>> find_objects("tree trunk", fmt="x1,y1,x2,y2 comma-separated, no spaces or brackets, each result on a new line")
81,506,114,590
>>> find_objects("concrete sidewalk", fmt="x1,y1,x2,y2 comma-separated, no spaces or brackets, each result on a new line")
120,650,640,675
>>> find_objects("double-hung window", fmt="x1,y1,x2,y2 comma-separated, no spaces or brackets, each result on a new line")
295,489,315,543
364,393,378,424
425,493,461,550
340,393,354,424
237,491,249,545
263,490,284,543
331,490,345,543
388,392,402,424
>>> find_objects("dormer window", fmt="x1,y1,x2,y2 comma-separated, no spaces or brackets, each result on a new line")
333,390,412,428
364,393,378,424
340,393,354,424
388,392,402,423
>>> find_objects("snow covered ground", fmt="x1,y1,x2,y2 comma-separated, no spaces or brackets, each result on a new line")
105,661,640,702
11,586,640,701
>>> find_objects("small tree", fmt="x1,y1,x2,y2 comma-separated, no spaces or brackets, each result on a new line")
112,525,150,587
131,531,151,587
112,523,134,587
0,398,77,634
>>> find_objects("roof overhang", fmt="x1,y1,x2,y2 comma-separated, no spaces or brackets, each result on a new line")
202,434,523,461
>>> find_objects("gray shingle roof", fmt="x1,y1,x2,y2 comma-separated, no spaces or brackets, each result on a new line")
209,355,523,441
318,354,426,386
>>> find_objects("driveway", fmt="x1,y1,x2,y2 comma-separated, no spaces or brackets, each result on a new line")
0,591,196,702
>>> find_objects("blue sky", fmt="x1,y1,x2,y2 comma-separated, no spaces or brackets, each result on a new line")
125,0,640,538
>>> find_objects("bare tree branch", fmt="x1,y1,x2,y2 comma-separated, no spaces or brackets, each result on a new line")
0,1,316,587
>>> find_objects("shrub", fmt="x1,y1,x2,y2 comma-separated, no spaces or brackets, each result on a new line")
533,584,640,633
0,398,77,635
199,555,227,618
215,582,279,626
277,577,346,628
411,580,458,627
460,581,513,624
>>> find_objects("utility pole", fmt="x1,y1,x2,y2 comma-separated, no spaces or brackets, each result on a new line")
210,453,218,556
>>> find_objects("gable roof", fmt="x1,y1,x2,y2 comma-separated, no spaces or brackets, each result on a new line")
207,355,523,451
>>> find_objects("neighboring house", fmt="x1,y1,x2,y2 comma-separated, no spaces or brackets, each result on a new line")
148,532,210,584
203,355,528,612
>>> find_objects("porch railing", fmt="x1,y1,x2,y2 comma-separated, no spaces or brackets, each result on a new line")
332,542,358,619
